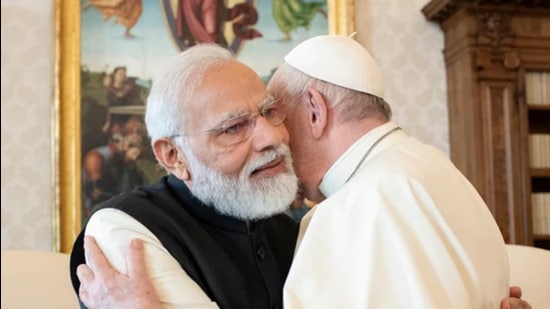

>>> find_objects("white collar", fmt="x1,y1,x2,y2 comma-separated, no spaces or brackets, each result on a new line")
318,122,401,198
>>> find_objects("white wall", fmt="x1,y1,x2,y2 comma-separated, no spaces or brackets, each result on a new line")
1,0,54,250
0,0,447,251
356,0,448,154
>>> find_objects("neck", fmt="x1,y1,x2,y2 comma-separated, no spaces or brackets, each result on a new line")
303,117,387,201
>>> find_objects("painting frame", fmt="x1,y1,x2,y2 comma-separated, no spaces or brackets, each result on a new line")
53,0,355,253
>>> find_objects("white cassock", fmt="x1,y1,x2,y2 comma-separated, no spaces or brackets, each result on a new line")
283,122,509,309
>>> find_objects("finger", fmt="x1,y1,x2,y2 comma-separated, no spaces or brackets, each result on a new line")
79,288,91,307
76,264,95,285
84,236,114,281
77,265,94,307
509,286,522,298
126,238,148,279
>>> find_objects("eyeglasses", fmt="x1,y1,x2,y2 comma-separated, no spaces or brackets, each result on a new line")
169,96,286,147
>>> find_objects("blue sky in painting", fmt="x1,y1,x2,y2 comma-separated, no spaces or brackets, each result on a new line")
81,0,327,80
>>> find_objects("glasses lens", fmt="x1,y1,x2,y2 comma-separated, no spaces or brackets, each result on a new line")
261,100,286,127
210,98,285,147
215,115,254,146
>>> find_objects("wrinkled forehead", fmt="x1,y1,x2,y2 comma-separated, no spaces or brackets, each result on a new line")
217,94,278,121
186,62,269,129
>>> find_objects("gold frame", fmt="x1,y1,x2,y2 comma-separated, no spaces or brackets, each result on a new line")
54,0,355,253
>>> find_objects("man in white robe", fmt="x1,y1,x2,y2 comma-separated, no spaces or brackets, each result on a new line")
268,35,508,308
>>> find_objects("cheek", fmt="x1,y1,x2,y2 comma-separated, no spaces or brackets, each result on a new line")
278,124,290,144
214,151,249,176
283,109,304,142
289,143,307,179
192,140,251,177
294,159,309,183
289,141,320,192
294,155,312,184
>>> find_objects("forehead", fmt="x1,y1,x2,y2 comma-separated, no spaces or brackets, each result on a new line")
187,62,268,128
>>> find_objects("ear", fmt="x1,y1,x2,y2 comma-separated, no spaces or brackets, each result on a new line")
152,138,191,180
305,88,329,139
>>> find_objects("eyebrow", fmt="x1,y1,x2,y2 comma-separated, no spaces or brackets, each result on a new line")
259,95,279,108
209,110,250,130
208,95,277,129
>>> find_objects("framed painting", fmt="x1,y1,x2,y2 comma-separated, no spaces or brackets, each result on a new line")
54,0,355,252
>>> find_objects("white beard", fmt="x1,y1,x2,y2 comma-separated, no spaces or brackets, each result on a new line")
184,144,298,221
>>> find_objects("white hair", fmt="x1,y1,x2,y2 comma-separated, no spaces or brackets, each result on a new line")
272,63,392,122
145,44,234,141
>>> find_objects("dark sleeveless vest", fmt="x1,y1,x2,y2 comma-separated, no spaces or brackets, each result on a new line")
70,175,298,309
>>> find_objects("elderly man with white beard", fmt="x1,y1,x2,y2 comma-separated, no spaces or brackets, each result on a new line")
69,44,300,309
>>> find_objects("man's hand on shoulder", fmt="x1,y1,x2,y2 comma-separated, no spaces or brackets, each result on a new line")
77,236,162,309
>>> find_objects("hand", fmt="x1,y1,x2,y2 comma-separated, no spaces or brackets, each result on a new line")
76,236,162,309
500,286,532,309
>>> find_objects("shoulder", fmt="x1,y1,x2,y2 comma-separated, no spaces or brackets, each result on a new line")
359,138,455,184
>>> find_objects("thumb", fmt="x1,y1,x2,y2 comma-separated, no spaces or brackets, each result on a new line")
508,286,522,299
500,299,510,309
126,238,148,279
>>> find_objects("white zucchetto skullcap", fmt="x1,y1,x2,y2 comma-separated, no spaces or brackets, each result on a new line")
284,35,384,99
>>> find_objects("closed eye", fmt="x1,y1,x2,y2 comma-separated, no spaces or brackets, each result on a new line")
218,119,250,136
262,106,278,118
261,100,282,119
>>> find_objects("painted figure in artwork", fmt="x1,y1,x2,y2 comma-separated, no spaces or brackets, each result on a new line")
167,0,262,51
272,0,327,41
101,66,142,134
82,116,147,218
174,0,226,45
83,0,143,37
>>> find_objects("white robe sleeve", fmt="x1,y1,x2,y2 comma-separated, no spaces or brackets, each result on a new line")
85,208,219,308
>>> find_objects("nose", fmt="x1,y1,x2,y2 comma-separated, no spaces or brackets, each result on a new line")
250,115,288,151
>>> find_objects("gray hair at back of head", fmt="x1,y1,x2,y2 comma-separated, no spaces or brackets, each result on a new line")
275,63,392,122
145,44,234,141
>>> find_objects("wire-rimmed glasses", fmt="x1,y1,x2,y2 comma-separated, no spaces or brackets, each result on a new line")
169,95,286,147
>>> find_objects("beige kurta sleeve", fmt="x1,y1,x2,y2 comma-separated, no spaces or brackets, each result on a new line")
86,208,219,308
